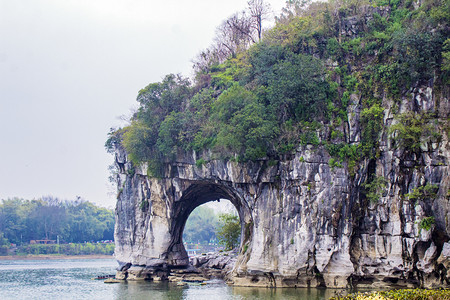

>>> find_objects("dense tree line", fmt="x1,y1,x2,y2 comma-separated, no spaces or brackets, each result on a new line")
0,197,114,246
106,0,448,191
183,205,241,250
183,206,218,244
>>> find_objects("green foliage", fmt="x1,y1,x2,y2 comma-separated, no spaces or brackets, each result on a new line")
211,84,279,160
330,288,450,300
326,38,341,57
216,213,241,250
210,56,250,89
329,158,343,169
325,143,361,170
107,0,448,175
388,30,443,90
15,243,114,256
122,74,192,171
268,159,278,167
363,0,447,96
418,216,435,232
363,176,388,204
157,112,183,156
256,52,329,123
405,184,439,201
0,233,9,255
300,131,320,146
389,112,441,153
122,121,155,165
361,103,384,158
0,197,115,245
183,206,219,244
195,158,206,168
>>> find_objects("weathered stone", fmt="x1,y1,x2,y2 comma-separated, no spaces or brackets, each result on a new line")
112,49,449,288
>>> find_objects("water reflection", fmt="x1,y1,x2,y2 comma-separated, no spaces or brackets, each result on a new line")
113,281,184,300
0,259,348,300
232,286,346,300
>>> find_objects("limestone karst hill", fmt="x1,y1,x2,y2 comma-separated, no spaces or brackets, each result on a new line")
107,0,449,288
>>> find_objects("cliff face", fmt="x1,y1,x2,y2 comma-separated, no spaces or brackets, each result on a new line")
113,80,449,288
111,0,450,288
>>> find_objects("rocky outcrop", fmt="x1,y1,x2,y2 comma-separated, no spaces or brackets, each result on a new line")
113,78,449,287
112,7,449,288
191,251,237,279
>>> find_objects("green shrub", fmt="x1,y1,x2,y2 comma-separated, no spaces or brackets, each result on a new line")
363,176,388,204
329,158,343,169
216,214,241,250
405,184,438,201
389,112,441,153
361,103,384,158
330,288,450,300
195,158,207,168
418,216,435,232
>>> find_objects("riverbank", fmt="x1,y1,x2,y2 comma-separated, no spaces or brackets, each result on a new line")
329,289,450,300
0,254,114,260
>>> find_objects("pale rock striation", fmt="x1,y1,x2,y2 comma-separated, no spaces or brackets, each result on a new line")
113,78,449,287
112,6,449,288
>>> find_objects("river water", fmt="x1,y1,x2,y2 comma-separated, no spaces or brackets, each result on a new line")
0,259,345,299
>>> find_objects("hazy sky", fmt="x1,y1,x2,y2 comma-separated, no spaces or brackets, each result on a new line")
0,0,285,208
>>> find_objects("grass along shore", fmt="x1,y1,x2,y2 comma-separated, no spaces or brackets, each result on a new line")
330,289,450,300
0,254,114,260
1,242,114,257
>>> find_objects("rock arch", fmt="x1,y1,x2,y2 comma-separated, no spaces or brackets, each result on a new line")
166,182,253,267
113,144,450,288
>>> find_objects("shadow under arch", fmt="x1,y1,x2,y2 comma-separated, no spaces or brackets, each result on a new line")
166,181,253,267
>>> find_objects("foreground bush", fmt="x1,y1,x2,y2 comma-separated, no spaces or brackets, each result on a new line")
330,289,450,300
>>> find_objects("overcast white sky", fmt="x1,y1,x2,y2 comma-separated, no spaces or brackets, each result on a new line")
0,0,285,208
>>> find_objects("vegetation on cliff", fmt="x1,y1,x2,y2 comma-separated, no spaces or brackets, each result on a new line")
106,0,448,179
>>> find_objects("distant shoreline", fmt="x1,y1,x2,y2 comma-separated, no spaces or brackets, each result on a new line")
0,254,114,260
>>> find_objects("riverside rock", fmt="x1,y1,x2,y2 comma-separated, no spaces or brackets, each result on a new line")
111,5,449,289
113,78,449,287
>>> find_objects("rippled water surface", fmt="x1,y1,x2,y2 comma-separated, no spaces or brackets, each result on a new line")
0,259,341,299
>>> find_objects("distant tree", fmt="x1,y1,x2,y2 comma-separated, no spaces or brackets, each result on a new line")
215,12,254,60
0,233,9,255
29,197,67,240
216,213,241,250
123,74,191,169
0,197,115,245
0,198,29,244
183,206,218,243
279,0,311,20
247,0,271,41
194,1,270,72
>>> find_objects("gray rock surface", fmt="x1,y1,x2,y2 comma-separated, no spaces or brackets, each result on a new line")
111,9,449,288
112,105,449,287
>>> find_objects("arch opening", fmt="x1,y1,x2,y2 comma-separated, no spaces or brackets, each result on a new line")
167,182,253,269
183,199,238,256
